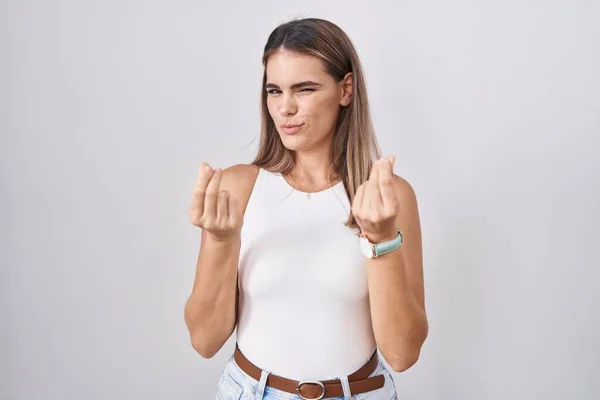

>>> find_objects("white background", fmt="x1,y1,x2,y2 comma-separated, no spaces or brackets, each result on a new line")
1,1,598,399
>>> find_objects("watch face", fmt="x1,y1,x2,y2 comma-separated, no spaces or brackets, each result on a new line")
359,237,375,258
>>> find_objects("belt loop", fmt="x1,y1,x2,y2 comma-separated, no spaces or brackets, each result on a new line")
254,369,271,400
339,375,352,400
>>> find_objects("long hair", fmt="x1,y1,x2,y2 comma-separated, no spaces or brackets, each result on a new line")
251,18,382,229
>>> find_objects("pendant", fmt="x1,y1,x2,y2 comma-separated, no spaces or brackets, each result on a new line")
306,193,312,200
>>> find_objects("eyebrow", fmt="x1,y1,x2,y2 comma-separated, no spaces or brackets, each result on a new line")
265,81,323,90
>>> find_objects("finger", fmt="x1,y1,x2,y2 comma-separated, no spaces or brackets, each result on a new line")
365,176,383,212
367,160,383,207
216,190,230,222
203,168,222,218
388,155,396,169
229,196,241,226
379,157,396,209
353,182,367,214
368,159,380,181
191,163,213,217
196,163,214,186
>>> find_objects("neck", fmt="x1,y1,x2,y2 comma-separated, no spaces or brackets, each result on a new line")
288,157,340,187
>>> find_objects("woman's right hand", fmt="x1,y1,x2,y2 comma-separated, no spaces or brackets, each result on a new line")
189,163,243,241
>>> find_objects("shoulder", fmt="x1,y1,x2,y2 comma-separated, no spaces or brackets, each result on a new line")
391,174,420,223
221,163,260,186
220,164,260,215
391,174,417,203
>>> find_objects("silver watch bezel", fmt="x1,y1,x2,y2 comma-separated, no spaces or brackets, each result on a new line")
359,236,376,258
358,229,402,259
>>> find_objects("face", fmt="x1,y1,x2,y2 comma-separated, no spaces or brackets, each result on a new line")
265,50,352,152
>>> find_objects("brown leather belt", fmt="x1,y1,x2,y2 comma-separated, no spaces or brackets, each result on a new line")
233,345,385,399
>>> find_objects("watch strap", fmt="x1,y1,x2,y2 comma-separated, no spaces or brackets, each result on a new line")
374,229,403,257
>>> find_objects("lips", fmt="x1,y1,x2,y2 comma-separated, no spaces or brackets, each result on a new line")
281,123,304,129
280,123,304,135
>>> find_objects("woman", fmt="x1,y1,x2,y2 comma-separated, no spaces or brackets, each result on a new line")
185,18,428,400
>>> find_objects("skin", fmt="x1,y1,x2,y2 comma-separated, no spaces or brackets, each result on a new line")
187,50,428,370
354,157,428,371
265,49,352,187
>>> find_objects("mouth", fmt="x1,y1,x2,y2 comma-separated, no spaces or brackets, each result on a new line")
280,123,305,135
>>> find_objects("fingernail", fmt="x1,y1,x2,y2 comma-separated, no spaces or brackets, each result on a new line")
204,165,212,173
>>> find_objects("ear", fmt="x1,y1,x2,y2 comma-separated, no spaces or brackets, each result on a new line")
339,72,353,107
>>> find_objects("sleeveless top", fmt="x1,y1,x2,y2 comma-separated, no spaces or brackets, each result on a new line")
236,167,377,381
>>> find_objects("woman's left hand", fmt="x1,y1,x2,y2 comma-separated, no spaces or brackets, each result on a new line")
352,155,400,244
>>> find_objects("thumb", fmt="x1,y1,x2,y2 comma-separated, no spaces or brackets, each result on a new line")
387,155,395,169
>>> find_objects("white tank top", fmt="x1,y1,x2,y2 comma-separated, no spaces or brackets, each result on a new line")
236,167,377,381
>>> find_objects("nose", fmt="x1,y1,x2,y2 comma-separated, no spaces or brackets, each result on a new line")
278,92,298,117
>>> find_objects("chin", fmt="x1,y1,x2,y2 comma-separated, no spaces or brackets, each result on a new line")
278,132,304,151
280,139,302,152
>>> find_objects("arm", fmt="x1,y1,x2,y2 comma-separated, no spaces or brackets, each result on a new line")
184,231,240,358
365,176,427,372
353,156,428,372
184,164,256,358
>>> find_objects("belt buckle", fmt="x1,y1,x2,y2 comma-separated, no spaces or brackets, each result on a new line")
297,380,325,400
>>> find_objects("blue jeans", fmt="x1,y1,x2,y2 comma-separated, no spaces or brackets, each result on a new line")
215,352,399,400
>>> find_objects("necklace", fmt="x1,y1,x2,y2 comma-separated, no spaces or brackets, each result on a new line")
289,173,338,200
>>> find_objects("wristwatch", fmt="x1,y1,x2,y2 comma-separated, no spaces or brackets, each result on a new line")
358,229,403,259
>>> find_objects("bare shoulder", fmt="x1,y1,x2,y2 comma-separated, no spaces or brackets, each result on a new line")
219,163,260,215
391,174,421,226
391,174,417,200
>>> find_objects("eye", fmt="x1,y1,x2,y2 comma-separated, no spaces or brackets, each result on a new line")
300,88,315,92
267,89,281,95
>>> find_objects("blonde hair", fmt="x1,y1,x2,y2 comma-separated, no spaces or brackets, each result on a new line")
251,18,382,229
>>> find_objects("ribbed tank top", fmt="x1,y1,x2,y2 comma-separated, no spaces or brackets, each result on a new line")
236,167,377,381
